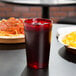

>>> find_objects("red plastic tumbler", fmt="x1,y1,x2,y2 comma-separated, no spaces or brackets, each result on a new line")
24,18,52,69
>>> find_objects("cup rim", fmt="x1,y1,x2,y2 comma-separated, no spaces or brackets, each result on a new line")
24,18,53,25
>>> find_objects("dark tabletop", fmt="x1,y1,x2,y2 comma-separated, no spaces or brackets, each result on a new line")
1,0,76,6
0,24,76,76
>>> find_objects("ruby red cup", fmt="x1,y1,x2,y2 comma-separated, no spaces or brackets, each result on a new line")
24,18,52,69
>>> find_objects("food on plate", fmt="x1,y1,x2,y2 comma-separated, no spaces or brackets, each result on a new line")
62,31,76,48
0,17,26,37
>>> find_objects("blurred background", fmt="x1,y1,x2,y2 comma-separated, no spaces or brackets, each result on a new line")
0,2,76,23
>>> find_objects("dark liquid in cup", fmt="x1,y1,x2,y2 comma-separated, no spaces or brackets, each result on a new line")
24,18,52,69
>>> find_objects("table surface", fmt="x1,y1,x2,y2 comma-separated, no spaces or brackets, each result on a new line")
0,24,76,76
1,0,76,6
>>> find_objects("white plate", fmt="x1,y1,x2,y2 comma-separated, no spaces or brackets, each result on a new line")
0,35,25,39
0,35,25,44
58,26,76,49
57,26,76,36
58,34,76,49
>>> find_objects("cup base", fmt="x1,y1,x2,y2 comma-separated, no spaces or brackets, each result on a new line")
27,63,48,69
